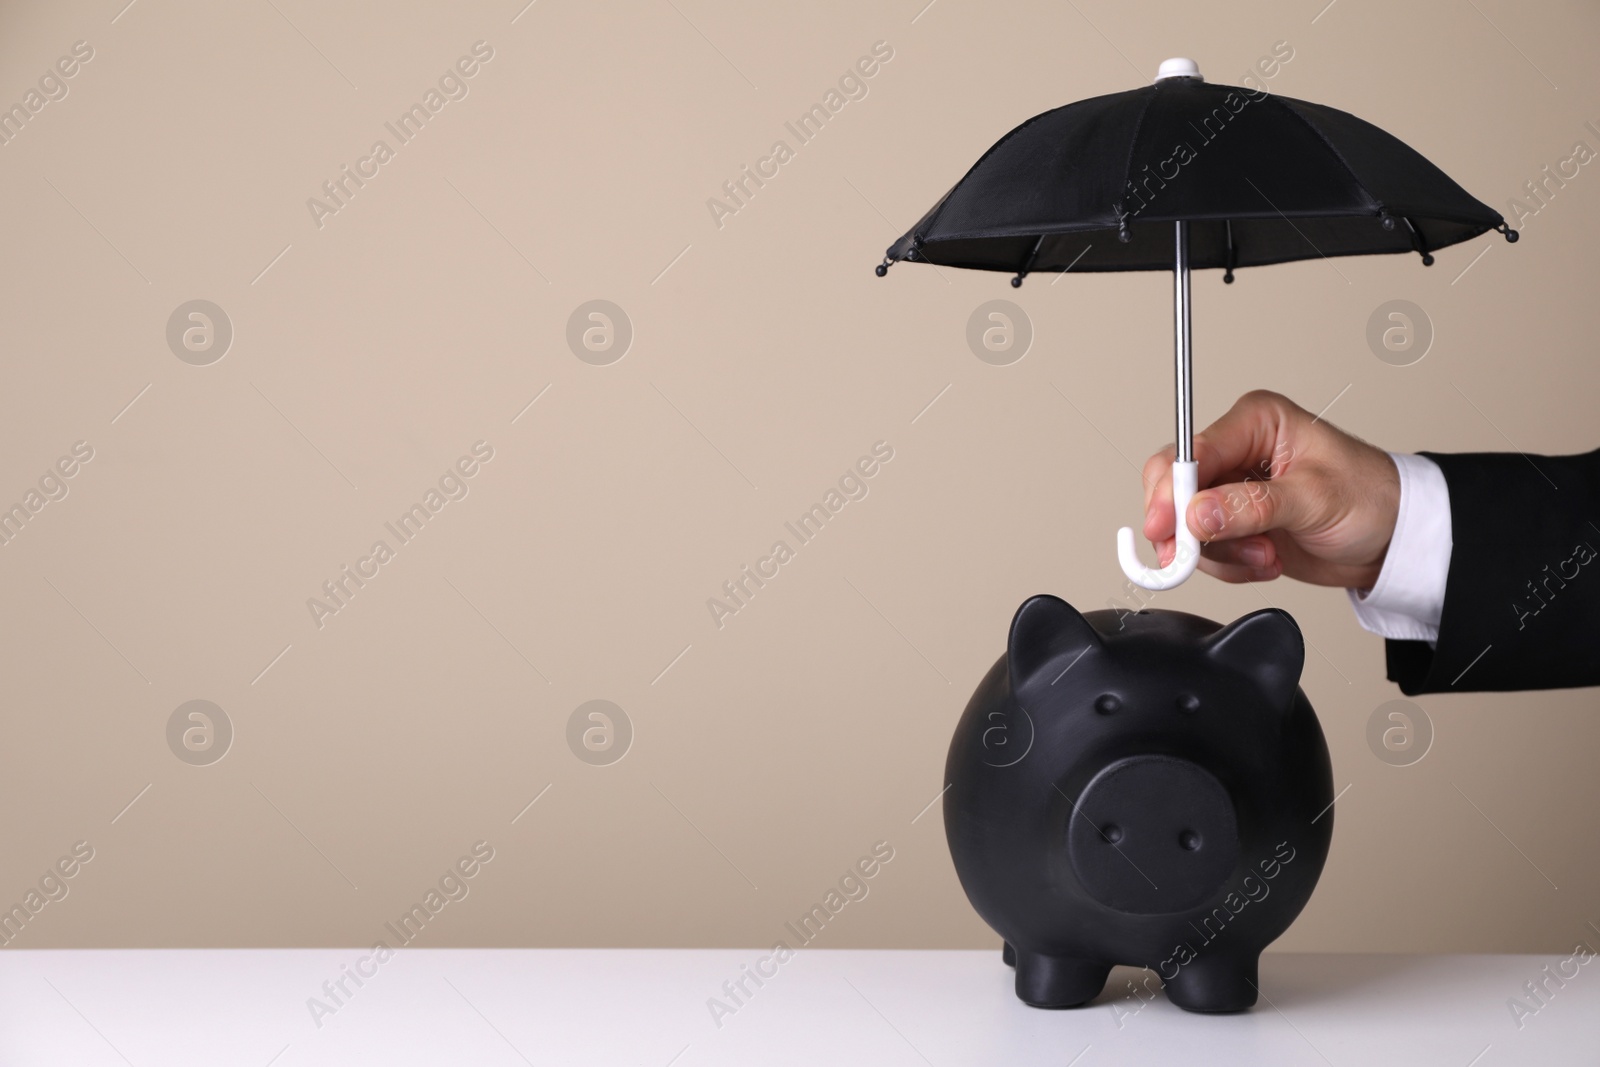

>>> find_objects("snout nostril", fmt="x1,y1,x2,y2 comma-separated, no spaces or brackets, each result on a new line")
1101,823,1124,845
1179,829,1202,851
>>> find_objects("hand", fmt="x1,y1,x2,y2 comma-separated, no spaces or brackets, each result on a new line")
1141,390,1401,588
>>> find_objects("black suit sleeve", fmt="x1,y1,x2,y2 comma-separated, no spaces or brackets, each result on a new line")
1385,449,1600,694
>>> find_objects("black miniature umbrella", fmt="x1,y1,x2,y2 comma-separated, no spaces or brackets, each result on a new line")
876,57,1517,589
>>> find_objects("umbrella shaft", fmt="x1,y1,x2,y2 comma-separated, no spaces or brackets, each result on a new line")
1173,221,1194,464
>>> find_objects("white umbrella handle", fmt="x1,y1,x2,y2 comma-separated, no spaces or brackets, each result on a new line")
1117,460,1200,590
1114,217,1200,591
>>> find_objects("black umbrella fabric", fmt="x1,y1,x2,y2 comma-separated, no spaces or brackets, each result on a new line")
880,71,1517,283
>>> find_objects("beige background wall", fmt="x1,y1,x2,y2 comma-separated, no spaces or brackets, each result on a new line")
1,0,1596,954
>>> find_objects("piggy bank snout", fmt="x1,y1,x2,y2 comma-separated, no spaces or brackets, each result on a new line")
1066,755,1240,915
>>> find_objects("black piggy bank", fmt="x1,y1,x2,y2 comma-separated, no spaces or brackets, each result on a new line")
944,596,1333,1013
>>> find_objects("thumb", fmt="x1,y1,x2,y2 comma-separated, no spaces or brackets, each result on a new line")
1186,478,1311,543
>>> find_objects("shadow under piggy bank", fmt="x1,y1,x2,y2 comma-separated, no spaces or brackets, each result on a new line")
945,596,1334,1013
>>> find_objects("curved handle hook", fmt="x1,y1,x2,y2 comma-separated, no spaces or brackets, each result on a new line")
1116,460,1200,591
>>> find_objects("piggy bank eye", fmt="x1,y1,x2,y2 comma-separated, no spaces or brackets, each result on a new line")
1176,694,1201,714
1094,694,1120,715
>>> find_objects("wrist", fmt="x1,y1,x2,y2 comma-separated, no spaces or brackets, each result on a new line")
1355,448,1402,587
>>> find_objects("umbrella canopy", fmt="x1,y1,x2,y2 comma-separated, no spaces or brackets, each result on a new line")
876,59,1516,591
879,60,1516,283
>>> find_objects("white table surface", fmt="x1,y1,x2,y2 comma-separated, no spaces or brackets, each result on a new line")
1,949,1589,1065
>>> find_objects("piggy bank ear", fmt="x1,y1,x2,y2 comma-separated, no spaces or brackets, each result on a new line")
1007,595,1102,695
1204,608,1305,707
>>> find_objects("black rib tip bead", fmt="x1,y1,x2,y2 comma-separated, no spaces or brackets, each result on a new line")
1223,269,1235,284
1505,228,1520,243
1381,214,1396,231
1420,252,1434,266
874,263,888,277
1010,275,1024,288
1117,227,1132,244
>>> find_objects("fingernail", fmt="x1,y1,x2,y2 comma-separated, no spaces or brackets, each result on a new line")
1193,499,1225,536
1240,543,1268,567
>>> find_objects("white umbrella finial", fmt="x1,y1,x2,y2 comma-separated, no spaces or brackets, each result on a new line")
1155,58,1203,82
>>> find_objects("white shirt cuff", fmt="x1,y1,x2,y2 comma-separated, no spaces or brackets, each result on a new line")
1346,452,1452,644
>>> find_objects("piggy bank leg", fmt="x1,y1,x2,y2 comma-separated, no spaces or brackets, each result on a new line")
1011,949,1110,1009
1001,941,1015,967
1161,951,1259,1013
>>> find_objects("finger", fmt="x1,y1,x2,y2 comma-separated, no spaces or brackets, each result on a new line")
1141,444,1176,513
1197,554,1283,584
1187,474,1317,544
1146,463,1261,545
1191,390,1306,491
1140,445,1178,543
1144,464,1175,543
1144,390,1305,545
1201,535,1277,569
1143,536,1280,578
